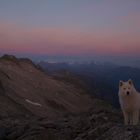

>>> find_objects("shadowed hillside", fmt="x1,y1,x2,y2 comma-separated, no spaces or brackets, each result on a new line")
0,55,93,119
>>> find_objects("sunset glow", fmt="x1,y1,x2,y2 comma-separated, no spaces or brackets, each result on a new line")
0,0,140,60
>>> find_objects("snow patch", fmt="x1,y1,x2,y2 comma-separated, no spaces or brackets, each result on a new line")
25,99,42,107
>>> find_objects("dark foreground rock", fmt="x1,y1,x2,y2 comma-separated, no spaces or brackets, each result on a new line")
0,96,140,140
0,99,127,140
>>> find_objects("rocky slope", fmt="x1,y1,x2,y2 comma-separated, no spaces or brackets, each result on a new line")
1,97,140,140
0,55,140,140
0,55,92,119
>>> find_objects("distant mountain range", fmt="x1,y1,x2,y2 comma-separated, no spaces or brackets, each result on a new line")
39,61,140,107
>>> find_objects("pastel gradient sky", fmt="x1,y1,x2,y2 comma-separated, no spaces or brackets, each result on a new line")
0,0,140,63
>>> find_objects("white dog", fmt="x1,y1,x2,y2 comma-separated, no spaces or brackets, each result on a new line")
118,79,140,125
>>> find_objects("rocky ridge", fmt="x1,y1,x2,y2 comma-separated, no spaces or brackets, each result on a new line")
0,55,92,119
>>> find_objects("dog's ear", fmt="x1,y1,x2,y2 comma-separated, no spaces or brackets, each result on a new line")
119,81,123,87
128,79,133,85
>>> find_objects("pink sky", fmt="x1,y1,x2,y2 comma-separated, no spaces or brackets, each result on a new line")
0,1,140,57
0,16,140,56
0,0,140,56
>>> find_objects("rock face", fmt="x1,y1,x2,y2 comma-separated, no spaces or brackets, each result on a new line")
0,55,92,119
0,54,140,140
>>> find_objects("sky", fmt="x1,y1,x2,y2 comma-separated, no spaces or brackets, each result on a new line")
0,0,140,64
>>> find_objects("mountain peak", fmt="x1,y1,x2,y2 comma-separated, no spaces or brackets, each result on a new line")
1,54,18,61
0,54,38,70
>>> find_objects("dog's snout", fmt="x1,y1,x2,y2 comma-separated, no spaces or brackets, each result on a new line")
126,91,130,95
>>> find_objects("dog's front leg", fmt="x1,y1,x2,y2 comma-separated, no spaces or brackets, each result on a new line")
123,111,129,125
132,110,139,125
